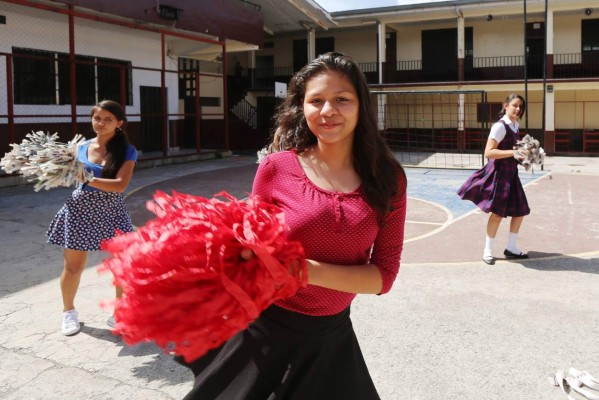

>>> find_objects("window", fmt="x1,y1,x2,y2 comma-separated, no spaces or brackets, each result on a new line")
13,47,132,105
465,27,473,57
58,54,95,105
293,37,334,72
200,97,220,107
477,102,502,123
582,19,599,51
13,48,56,104
178,57,200,98
97,57,132,105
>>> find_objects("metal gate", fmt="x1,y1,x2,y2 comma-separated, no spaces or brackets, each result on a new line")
374,90,489,169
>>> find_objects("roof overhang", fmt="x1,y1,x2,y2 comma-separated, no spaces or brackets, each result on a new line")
330,0,595,27
167,37,260,61
49,0,264,47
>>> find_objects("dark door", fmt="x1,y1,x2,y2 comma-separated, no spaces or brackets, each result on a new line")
293,37,335,72
257,96,280,146
422,28,457,81
526,22,545,79
140,86,164,152
464,27,474,74
581,19,599,77
384,31,397,82
183,96,198,149
255,55,274,89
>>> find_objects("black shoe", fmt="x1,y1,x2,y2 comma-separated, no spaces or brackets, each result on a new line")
503,249,529,259
482,256,495,265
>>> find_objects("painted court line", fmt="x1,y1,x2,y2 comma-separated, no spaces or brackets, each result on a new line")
404,197,453,244
404,170,551,244
404,250,599,267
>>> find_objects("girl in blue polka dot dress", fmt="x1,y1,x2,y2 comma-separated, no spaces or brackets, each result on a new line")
47,100,137,336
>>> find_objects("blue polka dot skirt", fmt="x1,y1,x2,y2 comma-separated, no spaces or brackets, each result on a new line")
47,188,134,251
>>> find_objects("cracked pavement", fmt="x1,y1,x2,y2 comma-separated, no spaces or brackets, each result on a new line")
1,154,598,399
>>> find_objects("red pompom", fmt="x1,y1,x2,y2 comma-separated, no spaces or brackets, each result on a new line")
99,191,306,362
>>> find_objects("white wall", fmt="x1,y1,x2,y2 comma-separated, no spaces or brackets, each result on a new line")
395,26,421,62
329,28,377,63
553,14,581,54
0,2,187,123
0,2,71,121
473,18,525,59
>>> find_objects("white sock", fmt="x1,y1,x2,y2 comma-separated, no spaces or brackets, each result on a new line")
483,235,494,258
507,232,522,254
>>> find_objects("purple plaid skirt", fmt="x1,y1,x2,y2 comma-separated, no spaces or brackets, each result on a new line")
457,121,530,218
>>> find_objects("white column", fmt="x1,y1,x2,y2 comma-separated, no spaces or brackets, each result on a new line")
457,15,465,59
546,9,554,132
378,21,386,84
546,9,553,55
308,29,316,61
458,94,465,131
377,94,387,131
546,89,555,131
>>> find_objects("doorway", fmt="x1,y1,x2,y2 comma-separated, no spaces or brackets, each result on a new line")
255,55,274,89
140,86,164,152
183,96,199,149
384,31,397,82
293,37,335,72
526,22,545,79
422,29,457,81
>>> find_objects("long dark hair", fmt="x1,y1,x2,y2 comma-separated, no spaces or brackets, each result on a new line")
499,93,526,119
270,52,405,215
91,100,131,179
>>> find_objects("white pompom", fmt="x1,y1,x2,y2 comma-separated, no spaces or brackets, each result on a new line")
0,131,93,191
514,134,545,173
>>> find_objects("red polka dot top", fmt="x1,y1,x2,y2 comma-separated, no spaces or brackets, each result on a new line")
252,150,407,316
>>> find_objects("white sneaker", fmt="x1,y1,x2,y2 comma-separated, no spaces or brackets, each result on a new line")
61,309,80,336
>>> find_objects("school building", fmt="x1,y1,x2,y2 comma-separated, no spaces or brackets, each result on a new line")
1,0,598,172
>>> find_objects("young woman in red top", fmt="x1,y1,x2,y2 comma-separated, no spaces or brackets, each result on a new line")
182,52,407,400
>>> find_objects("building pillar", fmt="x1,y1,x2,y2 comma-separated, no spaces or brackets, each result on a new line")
249,50,256,88
546,9,554,79
378,21,386,84
457,14,465,81
458,93,465,150
308,29,316,62
377,94,387,131
544,86,556,155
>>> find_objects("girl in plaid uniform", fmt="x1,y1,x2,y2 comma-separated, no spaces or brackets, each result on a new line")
457,94,530,265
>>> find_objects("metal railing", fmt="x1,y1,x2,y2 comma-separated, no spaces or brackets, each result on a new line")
246,52,599,88
231,99,257,129
554,52,599,78
357,62,378,73
251,66,294,89
397,60,422,71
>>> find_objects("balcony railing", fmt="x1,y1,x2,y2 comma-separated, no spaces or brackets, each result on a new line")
242,52,599,89
391,53,599,83
251,66,294,89
554,52,599,79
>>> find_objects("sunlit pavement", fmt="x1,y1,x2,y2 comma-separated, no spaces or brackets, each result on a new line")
0,154,597,399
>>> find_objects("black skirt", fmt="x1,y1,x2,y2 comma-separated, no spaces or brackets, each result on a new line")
179,305,380,400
